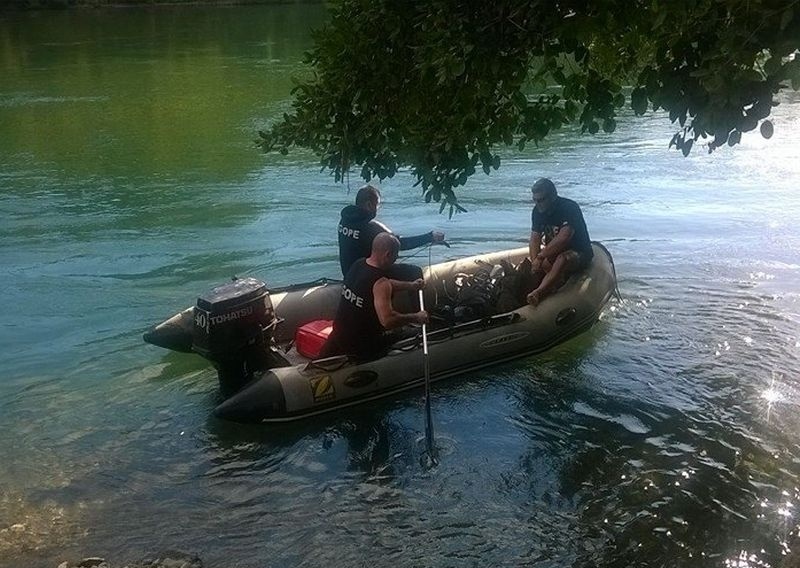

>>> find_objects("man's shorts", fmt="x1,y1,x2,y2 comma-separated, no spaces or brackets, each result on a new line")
560,249,592,272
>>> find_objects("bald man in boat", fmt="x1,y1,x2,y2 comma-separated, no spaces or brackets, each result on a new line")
527,178,593,306
337,183,445,279
321,232,429,362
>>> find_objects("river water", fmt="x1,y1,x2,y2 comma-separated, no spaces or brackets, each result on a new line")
1,5,799,568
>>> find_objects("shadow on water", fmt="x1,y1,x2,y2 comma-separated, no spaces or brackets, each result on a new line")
203,396,427,482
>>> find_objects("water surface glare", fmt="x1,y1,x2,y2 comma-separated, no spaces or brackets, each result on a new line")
1,6,799,568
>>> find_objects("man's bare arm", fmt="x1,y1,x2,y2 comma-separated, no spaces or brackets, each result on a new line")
529,231,542,262
388,278,425,293
373,278,427,329
529,231,544,271
538,225,574,260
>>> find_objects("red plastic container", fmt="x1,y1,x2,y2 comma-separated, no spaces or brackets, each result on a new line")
295,319,334,359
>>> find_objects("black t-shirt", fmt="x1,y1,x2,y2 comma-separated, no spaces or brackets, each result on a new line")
531,196,593,258
324,259,388,360
337,205,433,277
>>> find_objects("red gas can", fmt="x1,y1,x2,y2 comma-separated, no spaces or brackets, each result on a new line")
295,319,334,359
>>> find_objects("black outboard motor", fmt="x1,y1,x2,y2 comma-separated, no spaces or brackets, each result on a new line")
192,277,278,396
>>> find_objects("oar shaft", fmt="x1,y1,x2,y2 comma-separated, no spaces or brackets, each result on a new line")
418,289,434,453
420,300,428,355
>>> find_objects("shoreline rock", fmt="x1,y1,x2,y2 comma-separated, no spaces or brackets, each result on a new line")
57,551,202,568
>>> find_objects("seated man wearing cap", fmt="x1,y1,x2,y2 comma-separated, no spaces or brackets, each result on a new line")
337,183,445,280
527,178,594,306
321,232,429,362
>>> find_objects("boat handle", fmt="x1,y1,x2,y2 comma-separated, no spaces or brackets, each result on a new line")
305,355,350,372
555,307,577,326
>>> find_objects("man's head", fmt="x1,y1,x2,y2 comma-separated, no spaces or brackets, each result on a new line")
369,232,400,269
355,184,381,219
531,177,558,213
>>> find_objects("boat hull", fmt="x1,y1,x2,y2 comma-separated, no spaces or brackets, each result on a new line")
212,243,617,423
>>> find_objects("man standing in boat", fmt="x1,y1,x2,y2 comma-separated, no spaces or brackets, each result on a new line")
321,232,429,361
337,183,445,279
527,178,594,306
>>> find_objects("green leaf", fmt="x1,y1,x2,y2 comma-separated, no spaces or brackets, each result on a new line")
764,55,782,76
631,88,648,115
741,116,758,132
564,100,577,118
712,131,729,147
743,69,763,82
780,8,793,31
689,68,713,78
602,118,616,133
668,133,679,149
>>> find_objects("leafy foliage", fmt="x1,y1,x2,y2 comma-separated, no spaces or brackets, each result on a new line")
259,0,800,210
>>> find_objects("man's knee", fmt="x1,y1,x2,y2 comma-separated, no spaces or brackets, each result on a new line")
555,251,575,269
554,250,591,277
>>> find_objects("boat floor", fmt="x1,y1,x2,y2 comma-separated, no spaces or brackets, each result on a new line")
279,345,309,366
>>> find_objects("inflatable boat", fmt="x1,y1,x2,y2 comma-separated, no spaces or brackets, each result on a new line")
143,243,618,423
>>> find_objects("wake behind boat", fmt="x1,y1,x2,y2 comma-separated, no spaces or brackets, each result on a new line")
143,243,618,423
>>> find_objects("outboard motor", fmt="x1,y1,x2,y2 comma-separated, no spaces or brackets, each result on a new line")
192,277,278,396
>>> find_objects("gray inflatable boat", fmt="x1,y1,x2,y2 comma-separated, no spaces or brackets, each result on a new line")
144,243,618,423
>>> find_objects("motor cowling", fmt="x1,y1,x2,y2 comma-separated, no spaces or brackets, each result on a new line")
192,277,276,395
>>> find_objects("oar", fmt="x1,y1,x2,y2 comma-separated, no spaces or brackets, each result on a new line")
418,288,435,457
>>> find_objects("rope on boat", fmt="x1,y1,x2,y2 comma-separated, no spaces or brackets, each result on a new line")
269,277,342,293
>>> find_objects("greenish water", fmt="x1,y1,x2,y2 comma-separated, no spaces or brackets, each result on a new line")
2,5,800,568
